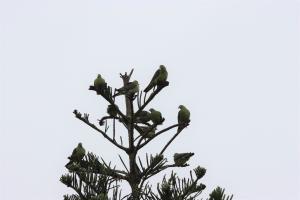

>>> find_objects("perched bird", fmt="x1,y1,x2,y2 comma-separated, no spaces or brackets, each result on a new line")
107,104,118,117
114,80,139,97
149,108,164,124
94,74,106,91
173,152,194,166
68,143,86,161
65,143,86,168
177,105,190,131
144,65,168,92
135,110,151,123
138,126,156,139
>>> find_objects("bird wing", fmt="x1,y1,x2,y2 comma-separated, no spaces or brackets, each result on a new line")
144,69,160,92
150,69,161,84
116,81,134,92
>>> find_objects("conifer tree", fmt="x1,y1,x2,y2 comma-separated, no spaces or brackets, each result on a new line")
60,67,233,200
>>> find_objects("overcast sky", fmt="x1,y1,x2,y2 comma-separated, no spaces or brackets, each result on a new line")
0,1,299,200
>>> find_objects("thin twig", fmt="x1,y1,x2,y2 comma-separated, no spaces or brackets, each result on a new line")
74,110,128,152
128,68,134,79
118,154,129,173
159,129,183,155
113,118,116,141
120,136,123,146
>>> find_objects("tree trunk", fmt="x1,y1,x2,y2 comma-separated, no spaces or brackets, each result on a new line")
122,72,140,199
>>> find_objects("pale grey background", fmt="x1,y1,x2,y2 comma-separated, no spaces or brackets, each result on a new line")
0,1,299,200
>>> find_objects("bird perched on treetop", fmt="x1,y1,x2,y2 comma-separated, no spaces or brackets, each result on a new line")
173,152,194,166
94,74,106,91
107,104,118,117
135,110,151,124
65,143,86,168
177,105,190,132
149,108,164,125
144,65,168,92
114,80,139,97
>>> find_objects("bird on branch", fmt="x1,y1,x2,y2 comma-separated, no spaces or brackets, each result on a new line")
107,104,118,117
149,108,164,125
114,80,139,97
65,143,86,169
144,65,168,93
93,74,106,92
137,125,156,139
173,152,194,166
178,105,190,132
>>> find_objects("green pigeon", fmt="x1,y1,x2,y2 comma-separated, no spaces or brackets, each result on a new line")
94,74,106,90
107,104,118,117
68,143,86,161
149,108,164,124
65,143,86,169
114,80,139,97
144,65,168,92
138,126,156,139
177,105,190,131
173,152,194,166
135,110,151,123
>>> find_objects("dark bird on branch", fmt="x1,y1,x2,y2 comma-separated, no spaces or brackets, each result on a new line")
114,80,139,97
144,65,168,92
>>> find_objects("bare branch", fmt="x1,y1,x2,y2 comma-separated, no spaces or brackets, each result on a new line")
113,118,116,141
74,110,128,152
137,124,179,150
159,126,182,154
159,129,183,155
128,68,134,79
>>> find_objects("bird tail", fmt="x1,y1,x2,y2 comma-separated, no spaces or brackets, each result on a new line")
177,124,185,132
144,84,153,92
177,126,183,132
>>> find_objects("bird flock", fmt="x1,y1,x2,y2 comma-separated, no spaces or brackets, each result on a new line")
67,65,193,170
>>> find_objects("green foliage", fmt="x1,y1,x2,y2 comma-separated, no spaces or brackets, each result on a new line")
208,187,233,200
155,170,206,200
61,67,233,200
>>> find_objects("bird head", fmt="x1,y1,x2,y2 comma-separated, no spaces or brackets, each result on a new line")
97,74,102,78
78,143,83,147
178,105,184,109
160,65,166,71
132,80,139,85
149,108,155,112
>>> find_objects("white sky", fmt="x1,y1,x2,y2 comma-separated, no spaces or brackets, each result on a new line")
0,1,299,200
